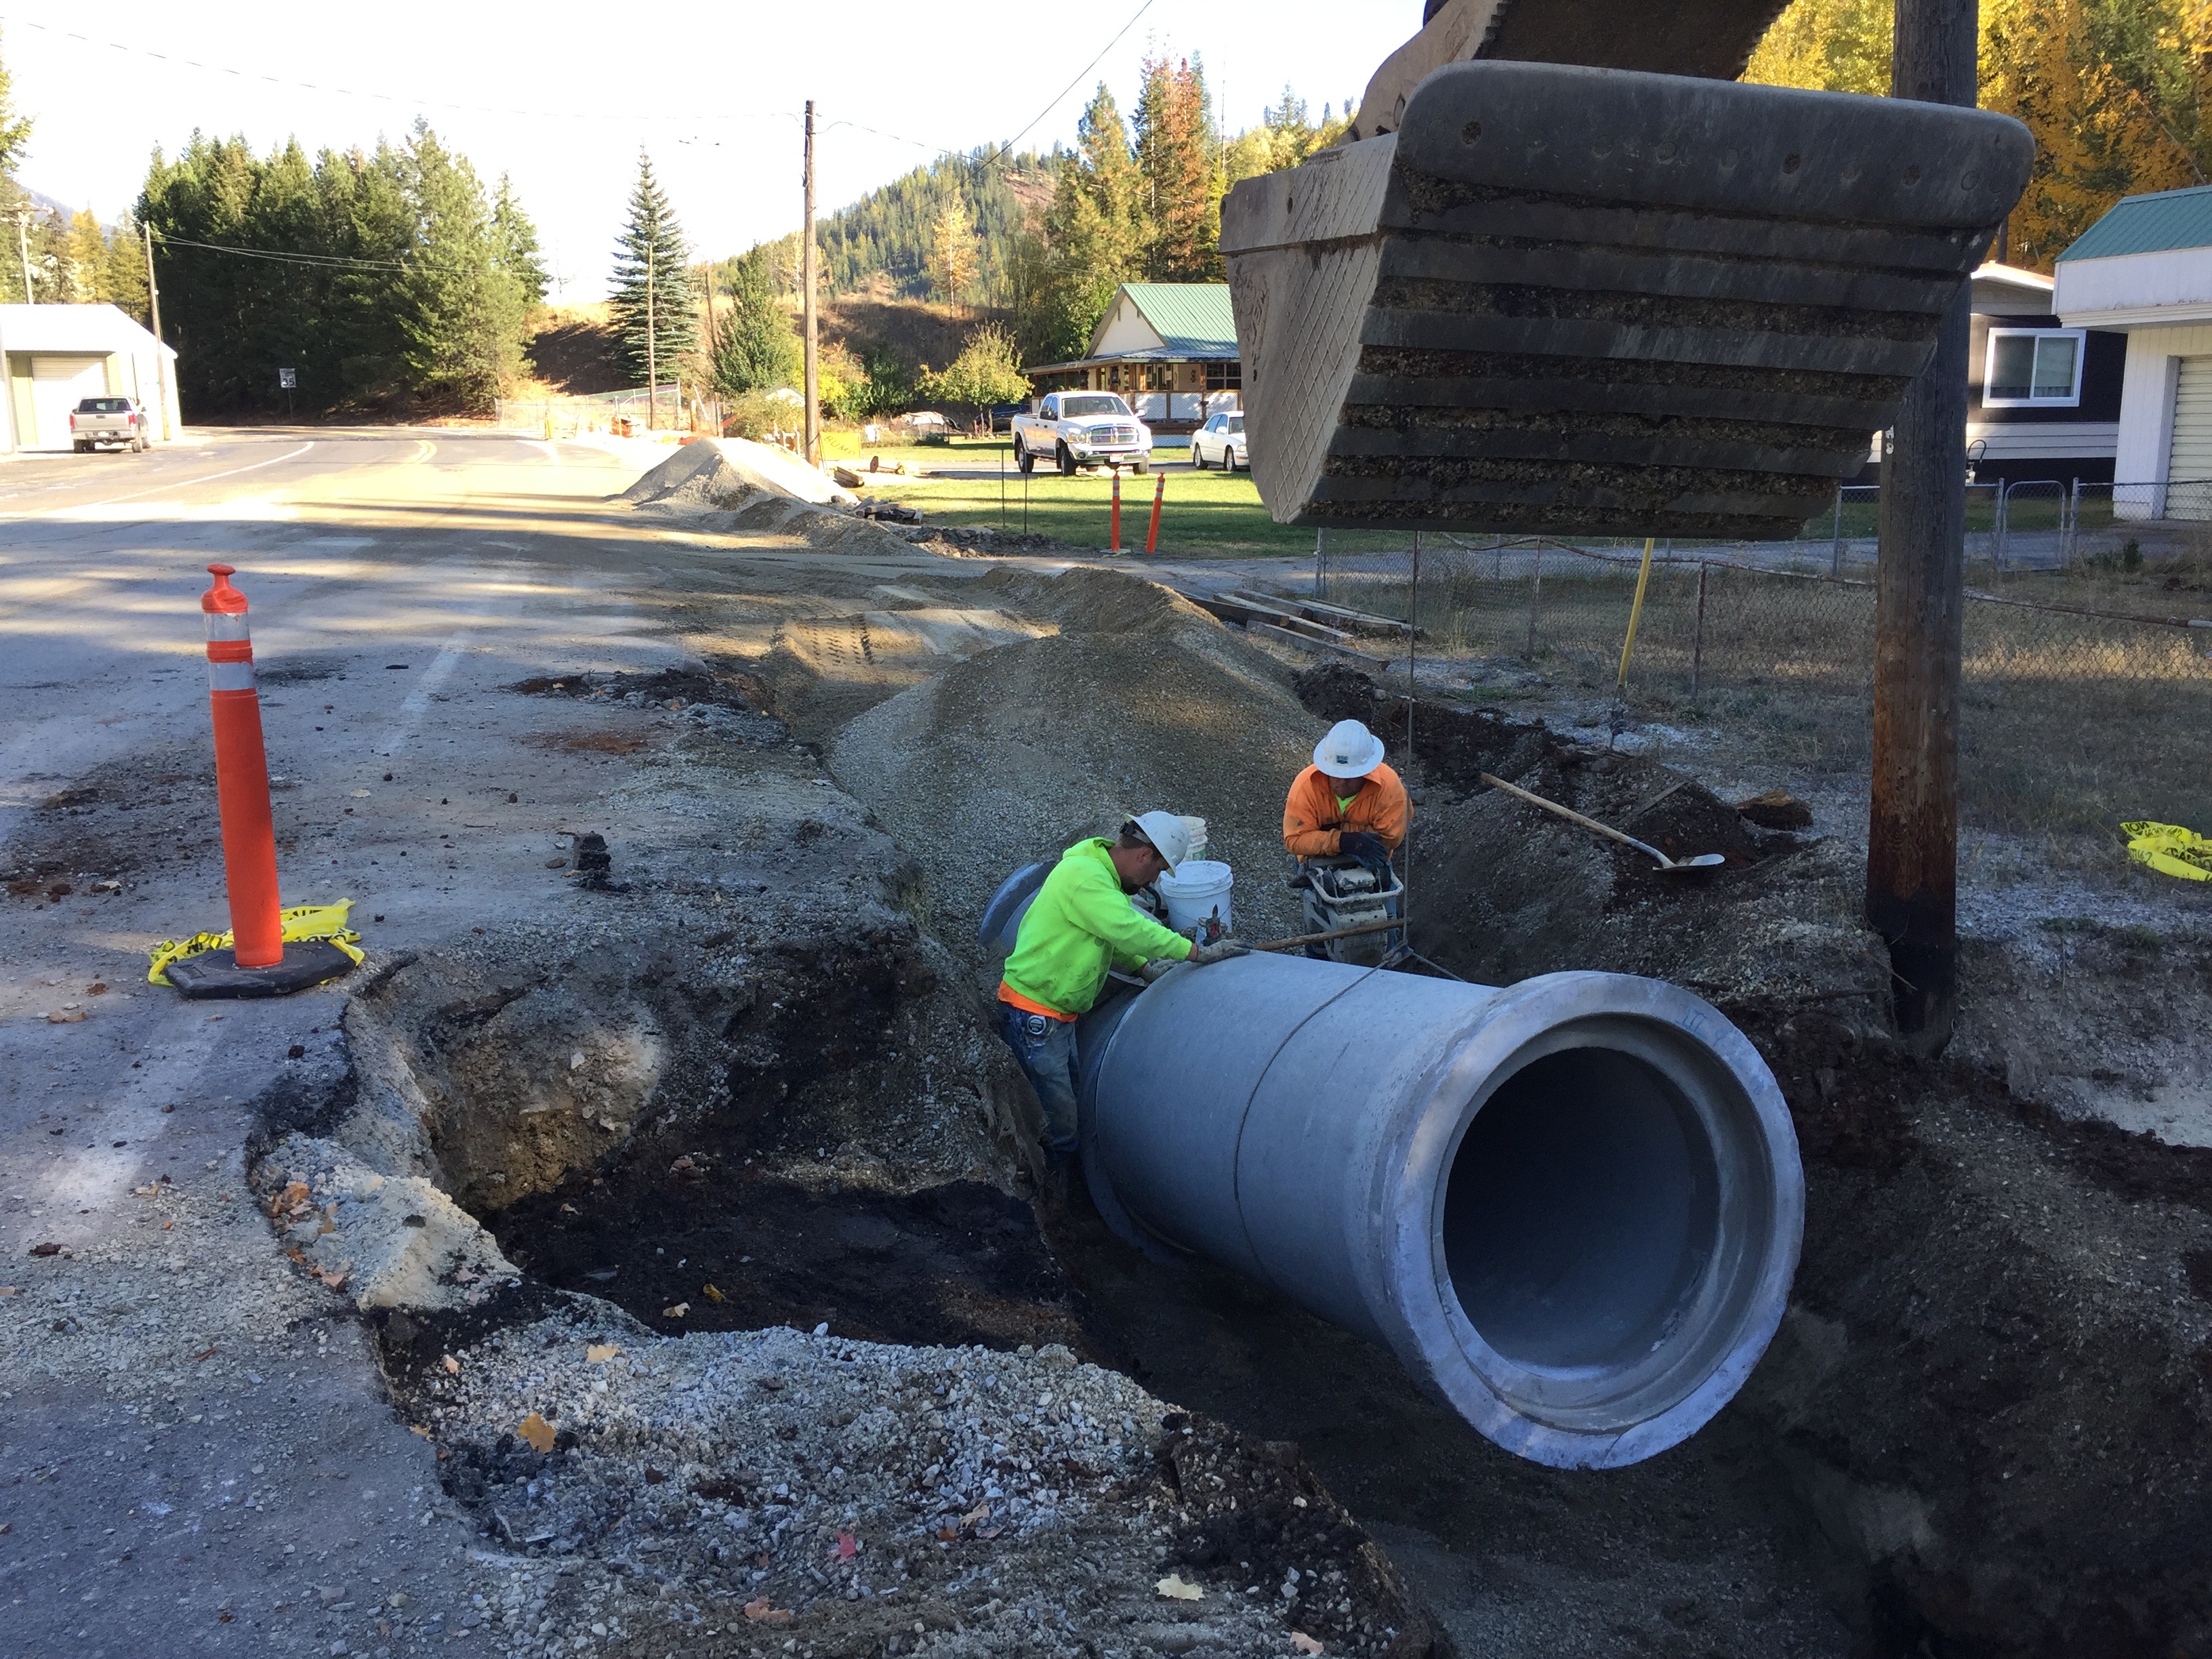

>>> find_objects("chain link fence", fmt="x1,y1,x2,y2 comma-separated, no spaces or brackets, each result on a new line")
492,385,720,440
1315,520,2212,836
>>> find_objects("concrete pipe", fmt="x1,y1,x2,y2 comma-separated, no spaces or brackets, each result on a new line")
1074,954,1802,1469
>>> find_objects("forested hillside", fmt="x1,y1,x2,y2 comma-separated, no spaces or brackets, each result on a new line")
814,147,1054,300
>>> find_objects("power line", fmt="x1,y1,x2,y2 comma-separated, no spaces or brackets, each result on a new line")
153,234,409,271
987,0,1160,167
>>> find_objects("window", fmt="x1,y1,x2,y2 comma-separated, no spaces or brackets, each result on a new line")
1204,360,1242,393
1061,394,1132,418
1984,329,2084,407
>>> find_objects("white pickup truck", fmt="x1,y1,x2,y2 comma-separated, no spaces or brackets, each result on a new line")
1011,392,1153,476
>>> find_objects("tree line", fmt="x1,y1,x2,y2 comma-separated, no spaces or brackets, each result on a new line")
1748,0,2212,270
136,122,546,415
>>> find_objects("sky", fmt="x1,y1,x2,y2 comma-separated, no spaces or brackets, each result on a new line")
1,1,1415,301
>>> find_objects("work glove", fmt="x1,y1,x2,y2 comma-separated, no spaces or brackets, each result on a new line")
1188,939,1251,967
1139,958,1178,983
1338,831,1393,875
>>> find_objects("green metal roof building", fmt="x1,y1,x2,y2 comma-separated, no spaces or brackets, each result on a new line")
2055,182,2212,513
1025,283,1242,430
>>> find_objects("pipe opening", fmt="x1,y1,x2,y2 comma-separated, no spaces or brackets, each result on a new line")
1443,1047,1720,1376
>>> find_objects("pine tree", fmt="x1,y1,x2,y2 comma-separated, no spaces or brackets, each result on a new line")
1134,53,1221,281
609,152,696,390
493,173,550,306
708,245,800,396
394,120,528,409
0,27,33,178
63,209,108,303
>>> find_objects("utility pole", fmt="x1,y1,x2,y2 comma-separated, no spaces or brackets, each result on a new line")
803,99,821,466
144,223,170,443
1868,0,1978,1056
15,211,33,304
645,236,657,432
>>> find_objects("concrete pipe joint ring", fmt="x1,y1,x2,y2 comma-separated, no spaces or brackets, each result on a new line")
1076,958,1803,1469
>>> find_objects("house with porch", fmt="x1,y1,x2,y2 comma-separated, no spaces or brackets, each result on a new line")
1024,283,1240,433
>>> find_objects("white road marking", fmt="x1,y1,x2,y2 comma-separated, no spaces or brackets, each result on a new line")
0,441,316,520
376,626,485,759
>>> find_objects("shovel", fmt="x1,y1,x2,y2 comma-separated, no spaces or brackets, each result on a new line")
1479,773,1725,874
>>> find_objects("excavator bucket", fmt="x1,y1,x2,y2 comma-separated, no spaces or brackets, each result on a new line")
1220,61,2033,539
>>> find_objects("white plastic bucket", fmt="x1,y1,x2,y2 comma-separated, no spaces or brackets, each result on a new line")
1158,861,1233,937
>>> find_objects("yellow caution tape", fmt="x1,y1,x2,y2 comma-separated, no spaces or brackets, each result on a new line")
148,900,365,985
2121,821,2212,882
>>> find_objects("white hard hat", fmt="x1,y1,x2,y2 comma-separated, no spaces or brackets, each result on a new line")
1126,810,1195,874
1313,719,1386,779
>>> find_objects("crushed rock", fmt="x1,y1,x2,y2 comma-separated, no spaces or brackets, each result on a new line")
408,1306,1448,1658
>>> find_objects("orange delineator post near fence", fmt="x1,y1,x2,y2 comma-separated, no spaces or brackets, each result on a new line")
201,565,284,968
1146,470,1166,556
1110,468,1122,554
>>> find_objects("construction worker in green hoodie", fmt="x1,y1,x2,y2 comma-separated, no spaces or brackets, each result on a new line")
997,811,1248,1183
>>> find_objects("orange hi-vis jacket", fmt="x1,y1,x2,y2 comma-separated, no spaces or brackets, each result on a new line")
1283,762,1409,859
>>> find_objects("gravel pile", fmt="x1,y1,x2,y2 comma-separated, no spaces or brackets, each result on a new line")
410,1303,1441,1658
829,566,1322,960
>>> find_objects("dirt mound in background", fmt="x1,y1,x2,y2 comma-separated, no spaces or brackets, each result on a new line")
829,568,1325,957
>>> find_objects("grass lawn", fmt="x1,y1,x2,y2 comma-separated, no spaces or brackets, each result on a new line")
827,434,1317,560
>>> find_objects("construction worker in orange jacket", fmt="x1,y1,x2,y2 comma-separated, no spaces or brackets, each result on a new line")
1284,719,1408,874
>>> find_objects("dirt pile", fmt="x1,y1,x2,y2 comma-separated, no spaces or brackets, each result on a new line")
392,1304,1449,1658
623,438,858,512
1294,663,1883,1008
830,566,1329,957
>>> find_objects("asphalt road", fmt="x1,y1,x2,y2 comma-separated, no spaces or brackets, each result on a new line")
0,425,890,1659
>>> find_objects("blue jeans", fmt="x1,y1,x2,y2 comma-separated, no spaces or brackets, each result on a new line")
998,1003,1080,1156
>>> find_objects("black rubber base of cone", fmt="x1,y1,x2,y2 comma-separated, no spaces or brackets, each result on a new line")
163,941,359,1000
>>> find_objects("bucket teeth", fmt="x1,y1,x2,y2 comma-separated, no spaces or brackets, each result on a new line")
1223,62,2034,538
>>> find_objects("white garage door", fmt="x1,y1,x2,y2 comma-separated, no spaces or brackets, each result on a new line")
29,355,111,450
2167,356,2212,517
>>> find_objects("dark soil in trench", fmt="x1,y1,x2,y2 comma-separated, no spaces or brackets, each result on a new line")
490,1160,1113,1362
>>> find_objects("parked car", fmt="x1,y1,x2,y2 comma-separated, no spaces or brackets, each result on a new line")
70,396,150,454
1190,409,1247,471
1012,392,1153,475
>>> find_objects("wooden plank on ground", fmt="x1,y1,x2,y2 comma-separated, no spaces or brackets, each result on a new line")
1193,593,1359,644
1248,621,1393,668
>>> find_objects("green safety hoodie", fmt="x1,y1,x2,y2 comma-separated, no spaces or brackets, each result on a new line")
999,838,1193,1019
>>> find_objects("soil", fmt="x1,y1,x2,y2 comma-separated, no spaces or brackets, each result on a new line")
495,1165,1110,1361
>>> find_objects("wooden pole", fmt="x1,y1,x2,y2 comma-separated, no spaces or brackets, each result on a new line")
803,100,821,468
646,238,657,432
1868,0,1978,1054
144,223,171,443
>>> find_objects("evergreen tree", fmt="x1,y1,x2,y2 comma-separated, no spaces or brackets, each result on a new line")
137,125,533,413
708,245,800,396
0,26,33,178
493,173,549,306
609,152,695,387
1134,53,1221,281
394,120,528,408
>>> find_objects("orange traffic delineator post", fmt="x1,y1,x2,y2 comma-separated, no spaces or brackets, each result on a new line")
1110,467,1122,554
203,565,283,966
161,565,357,999
1145,470,1166,556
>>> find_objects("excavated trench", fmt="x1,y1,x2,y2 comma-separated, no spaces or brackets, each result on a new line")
243,640,2212,1659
